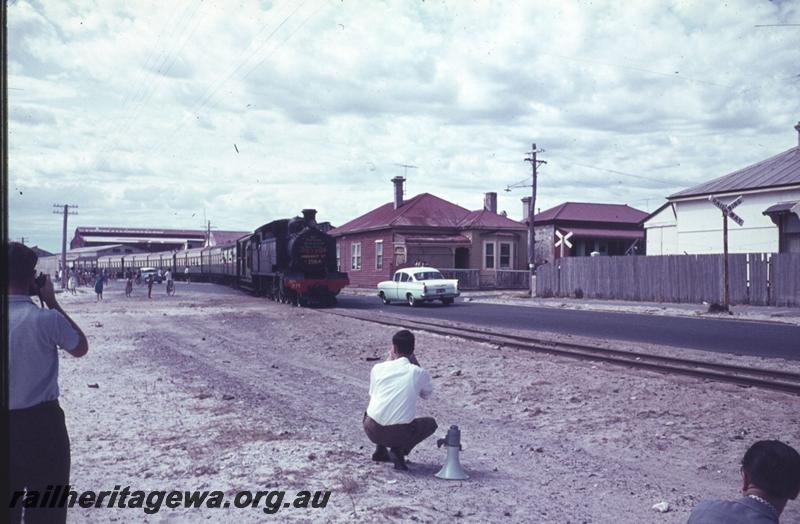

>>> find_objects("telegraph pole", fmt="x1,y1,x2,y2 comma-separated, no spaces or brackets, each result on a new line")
53,204,78,288
524,144,546,295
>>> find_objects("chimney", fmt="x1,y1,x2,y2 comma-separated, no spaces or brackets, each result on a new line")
302,209,317,226
392,176,406,209
522,196,532,221
795,121,800,147
483,192,498,213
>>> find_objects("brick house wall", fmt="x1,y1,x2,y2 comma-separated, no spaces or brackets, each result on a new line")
336,229,394,288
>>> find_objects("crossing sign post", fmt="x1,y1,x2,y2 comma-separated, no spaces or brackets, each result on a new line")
708,195,745,312
555,230,573,258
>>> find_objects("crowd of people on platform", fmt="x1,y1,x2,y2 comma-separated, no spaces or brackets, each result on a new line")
50,267,177,300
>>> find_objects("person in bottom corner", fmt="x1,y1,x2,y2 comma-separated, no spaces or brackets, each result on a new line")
363,329,437,471
687,440,800,523
8,242,90,524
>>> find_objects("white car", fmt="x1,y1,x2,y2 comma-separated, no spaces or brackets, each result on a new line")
377,267,460,307
140,267,162,283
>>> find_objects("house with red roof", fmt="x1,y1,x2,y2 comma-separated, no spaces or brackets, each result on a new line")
330,177,528,288
528,201,648,264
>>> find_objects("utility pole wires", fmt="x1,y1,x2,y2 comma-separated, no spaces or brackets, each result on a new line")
524,144,546,296
53,204,79,289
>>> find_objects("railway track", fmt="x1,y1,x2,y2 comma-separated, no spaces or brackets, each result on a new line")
326,310,800,396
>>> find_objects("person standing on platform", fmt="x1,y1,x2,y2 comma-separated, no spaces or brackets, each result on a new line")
94,272,104,302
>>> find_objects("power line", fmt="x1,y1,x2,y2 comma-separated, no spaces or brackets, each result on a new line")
145,0,315,158
96,0,211,159
551,160,682,187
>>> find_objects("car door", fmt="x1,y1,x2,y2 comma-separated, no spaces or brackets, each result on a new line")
389,271,402,300
399,271,412,299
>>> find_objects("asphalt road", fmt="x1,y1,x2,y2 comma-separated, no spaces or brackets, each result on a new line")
335,295,800,360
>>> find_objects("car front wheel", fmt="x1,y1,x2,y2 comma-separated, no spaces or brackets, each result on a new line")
379,292,391,305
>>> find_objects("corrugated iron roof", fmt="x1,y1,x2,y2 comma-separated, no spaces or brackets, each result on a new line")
763,200,800,215
209,230,250,246
331,193,530,236
399,235,472,245
457,209,527,229
562,227,644,240
80,236,198,244
534,202,648,224
76,226,207,237
670,146,800,199
331,193,471,235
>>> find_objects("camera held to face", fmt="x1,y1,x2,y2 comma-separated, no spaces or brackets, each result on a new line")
30,272,48,296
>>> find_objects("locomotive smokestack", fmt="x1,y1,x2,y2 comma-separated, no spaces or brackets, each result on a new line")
392,176,406,209
484,192,497,213
302,209,317,226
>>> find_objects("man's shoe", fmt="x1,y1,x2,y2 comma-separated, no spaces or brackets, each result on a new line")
372,445,391,463
388,448,409,471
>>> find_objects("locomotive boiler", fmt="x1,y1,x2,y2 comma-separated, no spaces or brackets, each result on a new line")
238,209,348,306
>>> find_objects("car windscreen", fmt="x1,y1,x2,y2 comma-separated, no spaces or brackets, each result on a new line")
414,271,443,280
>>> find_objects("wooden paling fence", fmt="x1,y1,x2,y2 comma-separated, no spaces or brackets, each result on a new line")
535,253,800,307
440,269,480,290
439,269,530,290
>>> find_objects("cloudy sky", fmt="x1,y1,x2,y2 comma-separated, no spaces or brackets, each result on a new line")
8,0,800,252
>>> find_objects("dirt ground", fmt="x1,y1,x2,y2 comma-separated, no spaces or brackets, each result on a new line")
49,281,799,523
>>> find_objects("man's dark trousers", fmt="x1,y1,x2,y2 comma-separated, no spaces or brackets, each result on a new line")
363,414,437,455
9,400,70,524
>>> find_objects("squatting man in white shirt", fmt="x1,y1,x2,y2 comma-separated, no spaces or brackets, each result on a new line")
363,330,437,471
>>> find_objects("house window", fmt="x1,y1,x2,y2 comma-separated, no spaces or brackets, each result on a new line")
336,244,341,271
499,242,512,269
375,240,383,270
394,245,406,266
484,241,495,269
351,242,362,270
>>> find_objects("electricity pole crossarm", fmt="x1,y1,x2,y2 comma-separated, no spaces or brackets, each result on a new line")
523,144,546,296
53,204,79,288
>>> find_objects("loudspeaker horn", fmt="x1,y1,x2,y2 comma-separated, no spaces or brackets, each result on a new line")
435,425,469,480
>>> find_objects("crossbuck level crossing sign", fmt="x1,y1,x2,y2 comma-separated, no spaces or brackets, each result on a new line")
708,195,745,226
555,230,573,257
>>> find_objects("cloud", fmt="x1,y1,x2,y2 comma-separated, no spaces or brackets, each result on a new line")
8,0,800,251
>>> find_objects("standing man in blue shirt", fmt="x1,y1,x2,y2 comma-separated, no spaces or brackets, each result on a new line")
7,242,89,523
687,440,800,523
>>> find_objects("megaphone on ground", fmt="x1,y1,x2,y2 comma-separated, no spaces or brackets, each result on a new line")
435,425,468,480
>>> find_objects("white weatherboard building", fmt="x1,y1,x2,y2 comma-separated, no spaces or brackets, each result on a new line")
645,123,800,255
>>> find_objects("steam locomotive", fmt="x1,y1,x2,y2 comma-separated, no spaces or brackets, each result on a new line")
96,209,349,306
238,209,349,306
